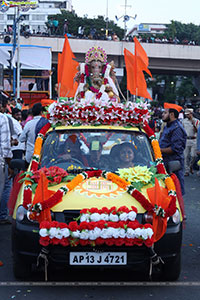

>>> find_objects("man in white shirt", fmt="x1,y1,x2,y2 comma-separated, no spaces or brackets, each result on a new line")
11,108,25,159
19,103,43,166
182,108,200,176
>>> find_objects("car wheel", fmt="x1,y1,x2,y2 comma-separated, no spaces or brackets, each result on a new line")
13,254,32,279
162,252,181,281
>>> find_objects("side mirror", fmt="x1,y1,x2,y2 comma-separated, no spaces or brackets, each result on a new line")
167,160,181,174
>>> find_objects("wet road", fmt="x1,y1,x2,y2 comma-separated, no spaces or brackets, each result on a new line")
0,174,200,299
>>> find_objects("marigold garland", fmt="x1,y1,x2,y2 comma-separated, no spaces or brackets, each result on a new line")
105,172,130,190
164,176,176,192
22,117,177,225
33,137,43,156
143,121,167,176
151,139,162,160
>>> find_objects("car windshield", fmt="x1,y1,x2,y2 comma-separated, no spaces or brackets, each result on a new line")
40,129,153,172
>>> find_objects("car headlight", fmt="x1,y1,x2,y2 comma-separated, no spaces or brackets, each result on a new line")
143,212,153,224
16,205,27,221
171,209,181,224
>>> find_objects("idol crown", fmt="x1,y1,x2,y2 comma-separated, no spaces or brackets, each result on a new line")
85,46,107,64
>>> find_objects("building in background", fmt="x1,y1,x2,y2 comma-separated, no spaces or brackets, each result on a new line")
0,0,73,34
128,23,168,37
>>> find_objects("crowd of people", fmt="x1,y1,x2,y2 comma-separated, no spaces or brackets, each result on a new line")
1,88,200,225
136,35,198,46
0,94,47,225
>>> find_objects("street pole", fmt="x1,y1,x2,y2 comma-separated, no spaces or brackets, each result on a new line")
124,0,127,38
16,7,20,99
13,7,17,96
106,0,108,38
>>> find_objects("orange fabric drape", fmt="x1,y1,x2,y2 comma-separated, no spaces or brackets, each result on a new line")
32,172,55,223
134,36,149,66
58,35,79,97
147,178,171,242
124,48,152,100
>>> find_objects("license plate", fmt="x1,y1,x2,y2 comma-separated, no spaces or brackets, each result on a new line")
69,252,127,265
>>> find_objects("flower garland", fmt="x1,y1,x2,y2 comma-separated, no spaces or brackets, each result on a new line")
39,207,154,248
27,169,176,220
102,171,176,218
22,113,177,226
48,99,150,127
27,173,87,214
143,121,167,175
79,206,138,223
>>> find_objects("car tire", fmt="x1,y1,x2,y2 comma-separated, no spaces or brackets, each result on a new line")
13,254,32,279
162,252,181,281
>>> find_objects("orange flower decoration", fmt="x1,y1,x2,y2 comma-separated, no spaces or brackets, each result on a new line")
33,137,43,156
66,174,85,191
151,139,162,160
165,176,176,192
106,172,129,190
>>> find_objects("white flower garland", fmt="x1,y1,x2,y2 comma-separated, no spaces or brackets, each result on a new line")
39,226,154,241
80,211,137,223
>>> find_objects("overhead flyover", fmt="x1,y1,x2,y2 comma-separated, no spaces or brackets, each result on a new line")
10,36,200,75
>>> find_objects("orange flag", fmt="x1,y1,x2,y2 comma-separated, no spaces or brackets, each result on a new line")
124,48,152,100
134,36,149,67
58,35,79,97
32,172,55,223
147,178,171,242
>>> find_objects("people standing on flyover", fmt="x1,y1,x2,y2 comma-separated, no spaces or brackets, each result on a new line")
159,103,187,195
182,108,200,176
63,19,69,36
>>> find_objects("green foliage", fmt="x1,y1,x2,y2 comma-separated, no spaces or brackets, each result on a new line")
47,11,124,39
176,76,198,100
149,74,198,104
166,20,200,44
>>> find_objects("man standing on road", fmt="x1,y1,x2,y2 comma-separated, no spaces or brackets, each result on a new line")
19,103,43,167
159,103,187,195
0,108,12,202
182,108,200,176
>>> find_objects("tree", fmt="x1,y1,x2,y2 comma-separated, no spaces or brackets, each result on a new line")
166,21,200,44
176,76,198,100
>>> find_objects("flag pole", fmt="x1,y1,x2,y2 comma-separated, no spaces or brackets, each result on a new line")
134,37,138,100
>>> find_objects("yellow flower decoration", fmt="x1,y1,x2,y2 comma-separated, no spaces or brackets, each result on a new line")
118,166,154,185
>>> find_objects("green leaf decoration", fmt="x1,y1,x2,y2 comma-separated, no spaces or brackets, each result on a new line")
18,177,34,184
31,183,38,194
63,175,76,182
20,171,33,177
131,181,144,191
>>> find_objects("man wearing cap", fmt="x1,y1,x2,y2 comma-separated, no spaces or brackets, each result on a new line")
159,103,187,195
182,108,200,176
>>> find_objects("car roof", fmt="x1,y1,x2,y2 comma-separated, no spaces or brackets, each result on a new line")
48,125,145,133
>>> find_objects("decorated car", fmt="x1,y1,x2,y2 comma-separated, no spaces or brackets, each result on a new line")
11,98,183,281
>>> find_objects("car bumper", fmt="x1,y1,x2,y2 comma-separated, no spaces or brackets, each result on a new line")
12,218,182,270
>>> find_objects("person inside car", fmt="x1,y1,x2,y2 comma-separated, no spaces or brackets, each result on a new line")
60,135,88,166
118,142,135,169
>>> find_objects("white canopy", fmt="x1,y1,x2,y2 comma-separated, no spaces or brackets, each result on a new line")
0,44,52,70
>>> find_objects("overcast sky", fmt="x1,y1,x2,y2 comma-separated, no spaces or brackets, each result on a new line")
72,0,200,31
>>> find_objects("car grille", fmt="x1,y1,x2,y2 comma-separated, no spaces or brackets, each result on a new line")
54,211,144,224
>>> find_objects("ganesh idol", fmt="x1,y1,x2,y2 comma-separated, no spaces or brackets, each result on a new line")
74,46,120,102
